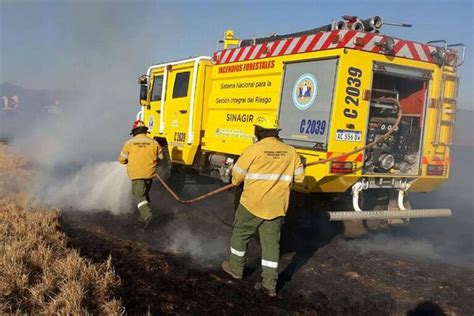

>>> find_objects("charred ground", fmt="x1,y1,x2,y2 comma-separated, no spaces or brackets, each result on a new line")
2,140,473,315
60,175,474,315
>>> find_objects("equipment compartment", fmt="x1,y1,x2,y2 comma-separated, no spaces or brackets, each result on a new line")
363,64,429,175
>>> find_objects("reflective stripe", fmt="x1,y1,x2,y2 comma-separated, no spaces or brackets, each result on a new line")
135,136,153,142
137,200,148,208
261,259,278,268
245,173,293,182
120,151,128,158
230,247,245,257
295,166,304,176
127,137,154,145
232,165,247,176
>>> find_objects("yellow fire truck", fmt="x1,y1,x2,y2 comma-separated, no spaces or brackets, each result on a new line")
136,16,464,225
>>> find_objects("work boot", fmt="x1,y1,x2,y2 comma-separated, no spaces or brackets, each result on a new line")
221,260,242,280
254,282,277,297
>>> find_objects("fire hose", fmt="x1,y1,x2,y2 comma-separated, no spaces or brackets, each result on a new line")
154,97,402,204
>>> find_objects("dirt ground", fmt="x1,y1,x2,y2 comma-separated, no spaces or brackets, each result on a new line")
60,182,474,315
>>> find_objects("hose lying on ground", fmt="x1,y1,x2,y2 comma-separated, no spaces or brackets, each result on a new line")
154,173,235,204
154,97,402,204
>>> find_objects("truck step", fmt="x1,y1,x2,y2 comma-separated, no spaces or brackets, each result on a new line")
441,120,454,126
443,74,458,81
433,142,452,147
442,97,457,103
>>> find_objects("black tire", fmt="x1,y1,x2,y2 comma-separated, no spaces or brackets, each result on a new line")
342,189,390,237
362,190,390,232
156,145,185,194
169,165,185,195
157,145,171,181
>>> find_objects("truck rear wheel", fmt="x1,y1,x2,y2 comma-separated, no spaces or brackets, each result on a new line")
342,190,390,238
343,220,367,238
157,145,185,195
364,191,390,232
157,145,171,181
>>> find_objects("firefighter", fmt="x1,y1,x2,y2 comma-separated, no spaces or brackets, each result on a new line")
118,120,163,227
221,113,305,296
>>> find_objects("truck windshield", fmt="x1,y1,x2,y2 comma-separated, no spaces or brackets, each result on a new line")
151,75,164,101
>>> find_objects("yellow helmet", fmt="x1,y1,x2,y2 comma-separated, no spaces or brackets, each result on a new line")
254,113,279,129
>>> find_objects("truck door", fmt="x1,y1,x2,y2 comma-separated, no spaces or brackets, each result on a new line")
146,71,164,136
165,66,193,161
278,58,338,151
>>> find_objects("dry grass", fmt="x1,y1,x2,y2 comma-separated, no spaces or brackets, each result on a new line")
0,144,122,314
0,143,28,173
0,143,33,196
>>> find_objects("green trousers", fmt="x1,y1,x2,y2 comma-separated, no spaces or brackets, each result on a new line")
132,179,153,223
229,204,282,290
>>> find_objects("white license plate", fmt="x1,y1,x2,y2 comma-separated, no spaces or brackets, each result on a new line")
336,130,362,142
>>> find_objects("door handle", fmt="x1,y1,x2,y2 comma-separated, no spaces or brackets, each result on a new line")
179,110,188,114
156,110,161,113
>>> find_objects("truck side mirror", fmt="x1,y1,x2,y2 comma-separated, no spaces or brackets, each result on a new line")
138,75,148,106
139,84,148,106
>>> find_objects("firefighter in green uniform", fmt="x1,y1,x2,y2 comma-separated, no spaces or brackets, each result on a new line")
221,113,305,296
118,120,163,227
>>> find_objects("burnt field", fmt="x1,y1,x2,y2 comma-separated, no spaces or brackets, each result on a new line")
2,141,473,314
61,203,473,315
62,208,474,315
59,146,474,315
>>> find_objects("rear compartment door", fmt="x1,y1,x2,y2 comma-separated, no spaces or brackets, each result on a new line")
278,58,338,150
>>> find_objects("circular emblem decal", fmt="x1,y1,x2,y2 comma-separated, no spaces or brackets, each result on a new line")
148,115,154,132
292,73,318,110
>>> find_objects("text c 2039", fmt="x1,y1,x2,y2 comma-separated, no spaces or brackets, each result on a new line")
299,119,326,135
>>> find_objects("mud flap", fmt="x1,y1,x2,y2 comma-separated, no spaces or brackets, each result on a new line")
343,220,367,238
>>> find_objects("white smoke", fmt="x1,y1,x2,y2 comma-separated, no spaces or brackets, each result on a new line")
162,203,230,265
346,144,474,268
1,2,141,216
2,76,137,216
166,222,228,265
347,235,447,264
37,161,133,214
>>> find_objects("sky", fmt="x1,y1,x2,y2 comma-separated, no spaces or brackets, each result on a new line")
1,0,473,109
